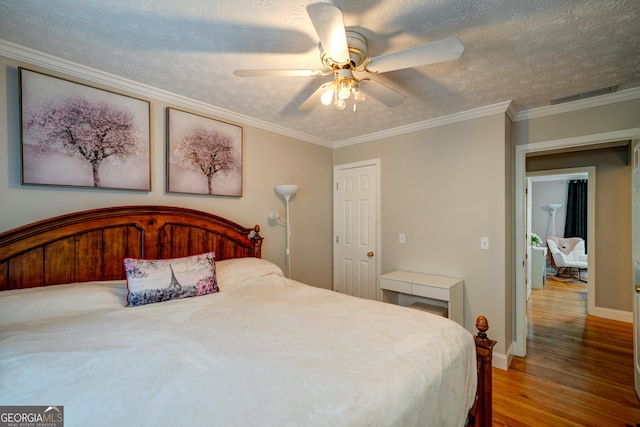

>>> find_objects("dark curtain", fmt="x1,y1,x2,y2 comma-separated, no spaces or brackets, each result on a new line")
564,179,588,250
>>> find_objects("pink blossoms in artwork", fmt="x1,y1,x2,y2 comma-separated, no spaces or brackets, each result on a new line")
173,127,239,195
23,96,145,187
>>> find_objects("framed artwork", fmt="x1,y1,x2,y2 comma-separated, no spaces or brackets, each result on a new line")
166,108,243,197
19,67,151,191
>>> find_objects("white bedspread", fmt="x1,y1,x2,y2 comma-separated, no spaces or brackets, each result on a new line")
0,258,476,427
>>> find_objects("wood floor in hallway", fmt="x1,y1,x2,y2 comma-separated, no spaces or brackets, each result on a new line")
492,278,640,426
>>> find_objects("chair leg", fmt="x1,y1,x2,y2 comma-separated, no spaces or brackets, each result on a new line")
552,267,574,282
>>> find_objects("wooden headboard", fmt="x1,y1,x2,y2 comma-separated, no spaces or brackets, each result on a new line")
0,205,263,291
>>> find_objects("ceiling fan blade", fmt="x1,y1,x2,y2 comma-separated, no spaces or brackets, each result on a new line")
366,37,464,74
358,79,406,107
306,2,350,64
298,83,331,110
234,69,327,77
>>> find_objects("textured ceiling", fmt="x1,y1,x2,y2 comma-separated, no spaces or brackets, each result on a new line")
1,0,639,145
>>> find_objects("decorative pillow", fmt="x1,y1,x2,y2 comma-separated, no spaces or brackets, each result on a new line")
124,251,218,307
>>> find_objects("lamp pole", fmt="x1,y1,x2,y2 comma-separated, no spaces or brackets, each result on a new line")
546,204,562,240
274,185,299,278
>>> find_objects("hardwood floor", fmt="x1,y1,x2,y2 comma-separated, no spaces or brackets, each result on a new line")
492,277,640,426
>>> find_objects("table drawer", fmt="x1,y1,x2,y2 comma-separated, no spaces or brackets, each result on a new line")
380,277,412,293
411,283,450,301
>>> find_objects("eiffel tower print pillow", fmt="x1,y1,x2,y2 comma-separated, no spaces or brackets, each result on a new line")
124,251,218,307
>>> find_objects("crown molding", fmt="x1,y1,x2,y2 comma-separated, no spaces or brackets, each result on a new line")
514,86,640,122
0,39,333,148
333,101,514,148
7,39,634,150
505,101,518,122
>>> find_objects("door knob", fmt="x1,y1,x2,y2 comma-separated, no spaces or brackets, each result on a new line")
636,284,640,293
367,251,374,258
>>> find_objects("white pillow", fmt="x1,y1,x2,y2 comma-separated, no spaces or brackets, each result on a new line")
215,257,283,287
0,280,127,327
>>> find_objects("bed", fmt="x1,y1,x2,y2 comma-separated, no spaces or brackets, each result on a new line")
0,205,494,426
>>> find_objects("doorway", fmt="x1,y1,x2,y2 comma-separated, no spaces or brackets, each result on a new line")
526,169,593,304
514,129,639,357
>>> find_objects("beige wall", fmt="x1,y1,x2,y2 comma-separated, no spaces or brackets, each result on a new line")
0,56,334,289
514,98,640,145
333,113,512,354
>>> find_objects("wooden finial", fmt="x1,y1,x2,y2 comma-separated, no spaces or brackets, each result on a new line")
250,225,264,258
476,315,489,339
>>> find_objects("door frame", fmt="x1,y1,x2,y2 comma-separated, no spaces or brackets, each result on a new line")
333,159,381,298
632,135,640,399
514,128,640,357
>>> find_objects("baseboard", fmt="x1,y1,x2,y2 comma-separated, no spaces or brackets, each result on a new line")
492,342,513,371
589,306,632,323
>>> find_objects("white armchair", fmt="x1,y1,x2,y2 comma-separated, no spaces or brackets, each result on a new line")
546,237,588,281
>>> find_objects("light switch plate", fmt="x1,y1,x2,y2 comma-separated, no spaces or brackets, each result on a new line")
480,237,490,250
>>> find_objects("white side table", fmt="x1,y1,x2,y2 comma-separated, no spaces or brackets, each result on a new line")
531,246,547,289
380,271,464,325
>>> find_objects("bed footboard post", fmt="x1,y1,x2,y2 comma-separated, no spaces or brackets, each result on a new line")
468,315,496,427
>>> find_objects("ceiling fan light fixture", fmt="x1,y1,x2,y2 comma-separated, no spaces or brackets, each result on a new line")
338,80,351,100
321,87,334,105
352,85,364,103
322,68,363,111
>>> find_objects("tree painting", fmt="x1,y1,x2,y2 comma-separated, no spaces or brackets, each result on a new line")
167,108,242,197
24,96,145,187
20,68,150,190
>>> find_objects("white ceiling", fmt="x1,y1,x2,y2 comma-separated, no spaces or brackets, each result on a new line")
1,0,639,145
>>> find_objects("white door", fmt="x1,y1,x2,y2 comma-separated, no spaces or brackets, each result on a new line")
632,137,640,398
334,161,379,300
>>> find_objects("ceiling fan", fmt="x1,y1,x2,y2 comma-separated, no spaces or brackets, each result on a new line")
233,2,464,112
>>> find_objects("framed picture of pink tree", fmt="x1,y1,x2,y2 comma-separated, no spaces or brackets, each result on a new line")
19,68,151,191
166,108,243,197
